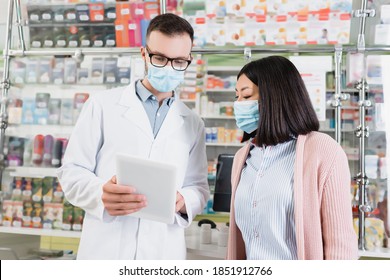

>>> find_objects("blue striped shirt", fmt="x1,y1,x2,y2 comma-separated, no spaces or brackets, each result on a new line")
135,80,175,138
234,139,298,260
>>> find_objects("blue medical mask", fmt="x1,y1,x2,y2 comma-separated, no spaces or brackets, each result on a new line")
147,63,185,92
233,100,260,134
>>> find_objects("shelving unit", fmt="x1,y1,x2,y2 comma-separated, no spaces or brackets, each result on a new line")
0,0,389,260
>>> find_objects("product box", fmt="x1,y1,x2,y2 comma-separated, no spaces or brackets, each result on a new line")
11,177,23,200
52,58,65,84
7,98,23,124
117,67,131,84
38,58,52,83
51,139,63,168
52,179,64,203
53,5,65,22
53,203,64,230
42,137,54,168
32,178,43,202
62,200,74,231
22,178,33,202
104,5,117,21
64,7,77,22
104,26,116,47
12,201,23,227
128,19,142,47
77,68,89,84
116,2,131,22
76,4,90,22
42,177,55,203
64,58,77,84
374,24,390,45
42,28,54,48
31,201,43,228
48,98,62,125
60,99,73,125
11,59,26,84
115,20,129,47
73,93,90,124
7,137,24,167
103,57,118,83
2,200,14,226
34,92,50,125
72,207,85,231
30,27,42,48
53,27,67,48
91,57,104,83
25,60,39,83
92,26,105,47
22,201,33,227
21,98,35,124
89,3,104,21
32,134,44,166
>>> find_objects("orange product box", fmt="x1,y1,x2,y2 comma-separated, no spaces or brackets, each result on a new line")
115,20,130,47
89,4,105,22
144,1,160,20
116,2,131,22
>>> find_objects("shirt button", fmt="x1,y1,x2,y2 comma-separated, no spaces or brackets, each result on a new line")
157,113,160,117
253,201,257,208
258,172,263,177
254,231,259,238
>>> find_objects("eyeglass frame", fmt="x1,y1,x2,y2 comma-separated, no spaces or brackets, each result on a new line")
145,45,192,71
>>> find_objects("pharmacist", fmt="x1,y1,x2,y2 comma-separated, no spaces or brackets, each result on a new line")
57,13,209,259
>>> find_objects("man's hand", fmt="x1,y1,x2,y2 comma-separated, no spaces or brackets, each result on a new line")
102,176,147,216
176,192,187,214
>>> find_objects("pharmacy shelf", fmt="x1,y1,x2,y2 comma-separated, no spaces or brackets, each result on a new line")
206,143,243,147
181,99,196,103
358,248,390,259
6,124,73,138
320,128,356,132
0,226,81,238
207,66,242,72
206,89,235,93
5,166,58,178
201,115,235,120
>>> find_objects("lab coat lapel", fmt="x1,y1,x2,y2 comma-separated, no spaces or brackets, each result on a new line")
155,100,187,141
118,83,154,140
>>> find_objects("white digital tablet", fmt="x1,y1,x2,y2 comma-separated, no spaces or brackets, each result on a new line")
116,154,177,224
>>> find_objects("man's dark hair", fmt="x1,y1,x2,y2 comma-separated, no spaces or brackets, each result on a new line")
146,13,194,42
239,55,319,146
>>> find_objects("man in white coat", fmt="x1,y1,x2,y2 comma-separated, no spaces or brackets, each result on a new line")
57,13,210,259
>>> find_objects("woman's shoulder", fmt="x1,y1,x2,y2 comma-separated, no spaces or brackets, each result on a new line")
301,131,347,162
303,131,342,150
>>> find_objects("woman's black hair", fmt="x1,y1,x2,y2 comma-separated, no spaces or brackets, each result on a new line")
238,55,319,146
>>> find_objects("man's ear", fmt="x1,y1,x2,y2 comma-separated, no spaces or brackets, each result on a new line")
140,46,146,61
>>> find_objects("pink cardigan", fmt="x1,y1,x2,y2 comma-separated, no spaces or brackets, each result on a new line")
227,132,358,260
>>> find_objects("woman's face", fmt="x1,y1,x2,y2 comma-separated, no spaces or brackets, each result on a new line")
235,74,260,102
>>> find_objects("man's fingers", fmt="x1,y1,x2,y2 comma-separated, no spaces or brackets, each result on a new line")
104,183,137,194
102,193,146,204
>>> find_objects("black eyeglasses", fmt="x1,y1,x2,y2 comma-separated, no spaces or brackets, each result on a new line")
146,46,192,71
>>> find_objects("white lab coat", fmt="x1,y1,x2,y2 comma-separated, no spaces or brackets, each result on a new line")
57,82,209,259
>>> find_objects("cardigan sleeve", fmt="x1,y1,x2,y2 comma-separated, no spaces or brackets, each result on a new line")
321,147,359,259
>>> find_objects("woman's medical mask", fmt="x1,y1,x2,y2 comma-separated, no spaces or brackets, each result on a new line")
233,100,259,134
147,63,185,92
